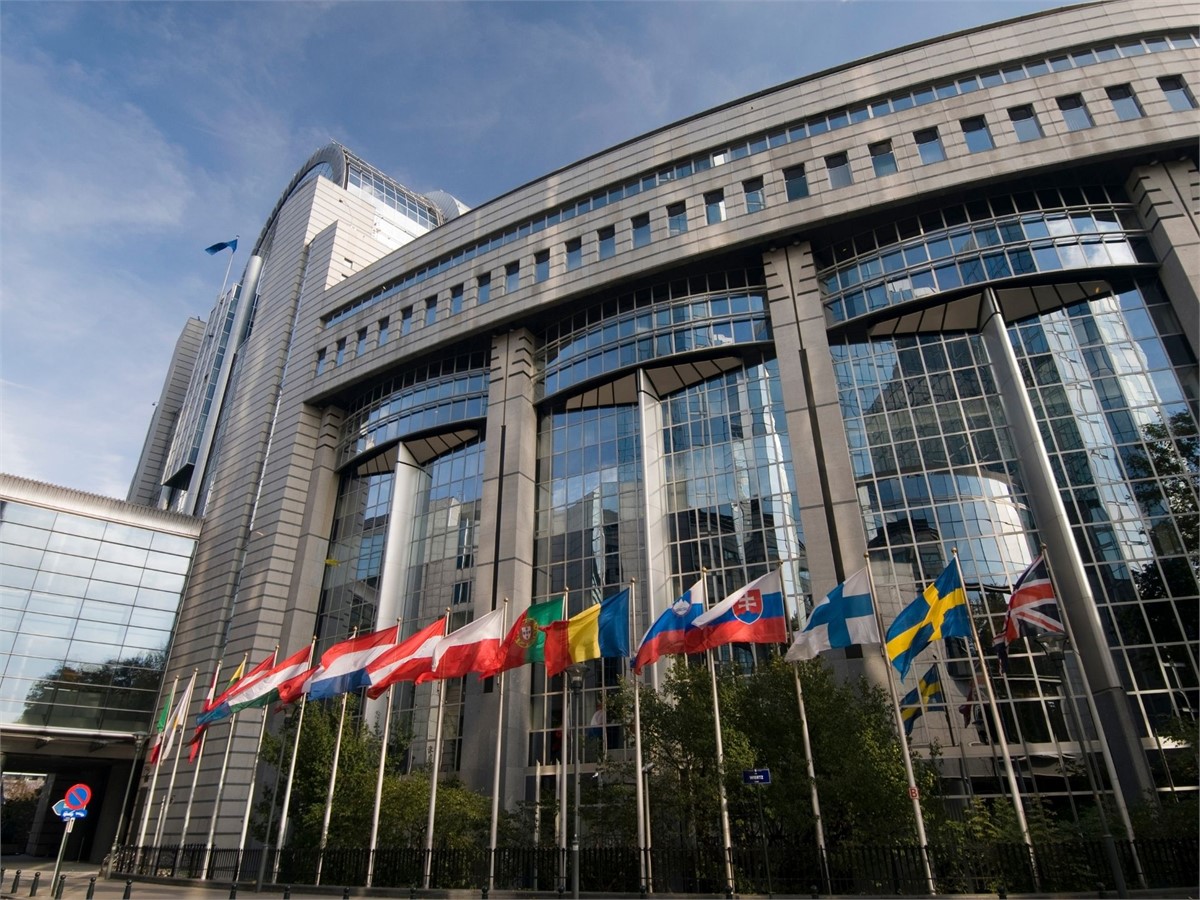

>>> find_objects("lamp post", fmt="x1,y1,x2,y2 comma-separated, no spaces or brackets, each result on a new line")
106,732,147,877
568,665,586,900
1033,633,1127,898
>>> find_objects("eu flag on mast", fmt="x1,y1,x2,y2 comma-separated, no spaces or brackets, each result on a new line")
204,237,238,255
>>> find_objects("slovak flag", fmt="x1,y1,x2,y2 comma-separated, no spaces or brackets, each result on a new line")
365,617,447,697
632,580,705,673
1001,554,1064,644
307,625,399,701
688,569,787,653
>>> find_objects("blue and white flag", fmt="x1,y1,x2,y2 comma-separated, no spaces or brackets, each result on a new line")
204,237,238,255
786,567,878,661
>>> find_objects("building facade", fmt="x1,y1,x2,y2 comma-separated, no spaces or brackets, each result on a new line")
0,474,201,861
130,0,1198,849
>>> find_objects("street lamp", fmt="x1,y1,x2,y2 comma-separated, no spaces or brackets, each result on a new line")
568,665,586,900
106,731,147,877
1033,633,1128,899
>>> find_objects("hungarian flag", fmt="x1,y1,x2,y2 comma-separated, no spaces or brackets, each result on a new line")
196,652,275,726
485,597,564,678
1001,554,1063,644
366,618,447,697
544,589,630,678
229,645,313,710
430,608,506,680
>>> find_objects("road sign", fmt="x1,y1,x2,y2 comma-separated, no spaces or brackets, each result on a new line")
52,799,67,817
52,800,87,822
908,785,919,800
64,783,92,810
742,768,771,785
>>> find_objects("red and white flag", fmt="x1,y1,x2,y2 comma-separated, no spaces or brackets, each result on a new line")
366,617,447,697
430,608,506,680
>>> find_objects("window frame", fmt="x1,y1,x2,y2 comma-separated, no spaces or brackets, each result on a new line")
783,164,810,201
1158,75,1197,111
704,189,727,225
960,116,995,153
534,249,550,283
1106,83,1144,121
597,226,616,260
1007,104,1044,142
667,201,688,236
476,274,491,305
869,141,897,177
505,261,521,293
1056,94,1094,131
631,213,651,249
825,152,853,189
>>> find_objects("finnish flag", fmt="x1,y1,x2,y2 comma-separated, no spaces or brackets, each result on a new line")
786,567,878,661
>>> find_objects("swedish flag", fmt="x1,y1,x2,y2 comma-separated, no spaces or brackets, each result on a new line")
900,665,946,735
886,559,970,679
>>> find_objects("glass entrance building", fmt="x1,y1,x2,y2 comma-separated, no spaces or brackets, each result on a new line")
129,0,1198,848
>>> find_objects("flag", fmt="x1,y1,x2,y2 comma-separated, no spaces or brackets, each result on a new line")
431,608,506,680
485,597,565,678
228,645,313,710
885,559,971,680
366,618,447,697
632,580,705,674
196,652,276,726
204,238,238,255
688,569,787,653
786,567,878,661
544,589,631,678
187,662,222,763
158,672,197,763
900,665,945,735
1001,554,1063,644
147,682,176,766
308,625,400,701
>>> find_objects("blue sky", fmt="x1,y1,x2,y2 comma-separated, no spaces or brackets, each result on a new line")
0,0,1070,498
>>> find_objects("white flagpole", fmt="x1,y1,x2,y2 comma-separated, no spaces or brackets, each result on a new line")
179,659,221,851
702,572,735,896
557,589,570,894
366,682,396,888
152,670,196,847
137,675,177,851
314,690,349,886
201,711,238,880
235,707,270,868
422,674,450,889
272,688,308,883
630,580,648,894
487,601,510,892
864,557,936,895
953,549,1039,890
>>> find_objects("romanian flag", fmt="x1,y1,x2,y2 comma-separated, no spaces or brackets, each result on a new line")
544,589,630,678
486,597,565,678
885,558,971,680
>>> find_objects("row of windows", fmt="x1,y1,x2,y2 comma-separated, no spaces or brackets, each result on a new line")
321,29,1199,328
346,163,442,231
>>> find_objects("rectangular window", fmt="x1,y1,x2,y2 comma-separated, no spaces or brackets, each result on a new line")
742,177,765,213
565,238,583,270
704,190,726,224
914,127,946,165
783,164,809,201
335,338,346,366
1056,94,1094,131
424,296,437,326
505,261,520,293
1008,105,1043,142
450,285,463,315
667,201,688,236
961,116,994,152
476,274,491,305
315,349,326,375
869,141,897,177
401,307,413,335
631,214,651,248
377,317,389,346
1106,84,1144,120
534,250,550,283
1159,75,1197,111
356,328,367,357
597,226,616,260
825,152,853,189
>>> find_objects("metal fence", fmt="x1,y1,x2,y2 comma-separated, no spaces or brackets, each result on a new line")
114,836,1198,894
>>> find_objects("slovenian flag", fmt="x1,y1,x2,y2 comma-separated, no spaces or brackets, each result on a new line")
633,580,705,673
308,625,399,701
688,569,787,653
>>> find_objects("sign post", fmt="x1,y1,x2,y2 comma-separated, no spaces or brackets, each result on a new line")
743,769,773,896
51,784,91,891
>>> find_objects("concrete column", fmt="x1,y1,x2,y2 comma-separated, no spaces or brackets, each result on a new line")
636,370,674,688
376,443,423,627
978,287,1156,808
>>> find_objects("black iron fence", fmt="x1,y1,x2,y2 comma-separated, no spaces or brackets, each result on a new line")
113,836,1198,895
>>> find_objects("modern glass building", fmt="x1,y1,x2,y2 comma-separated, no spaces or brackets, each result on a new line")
128,0,1197,850
0,474,200,860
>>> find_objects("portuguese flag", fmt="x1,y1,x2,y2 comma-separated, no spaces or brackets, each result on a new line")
486,596,564,677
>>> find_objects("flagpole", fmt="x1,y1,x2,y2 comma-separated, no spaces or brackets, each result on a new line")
366,682,396,889
953,549,1039,890
630,580,648,895
314,689,349,886
700,570,735,896
863,558,936,895
558,589,570,895
153,670,197,847
423,673,449,889
273,683,308,883
202,711,238,879
235,707,270,877
179,660,221,854
1041,547,1145,890
138,674,177,853
932,655,975,805
487,600,510,892
1020,634,1081,825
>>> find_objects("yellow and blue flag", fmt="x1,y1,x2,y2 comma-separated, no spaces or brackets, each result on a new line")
885,559,970,679
900,665,946,735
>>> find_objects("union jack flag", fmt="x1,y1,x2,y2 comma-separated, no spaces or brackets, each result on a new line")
1001,554,1064,645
